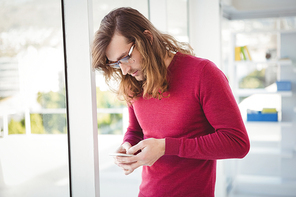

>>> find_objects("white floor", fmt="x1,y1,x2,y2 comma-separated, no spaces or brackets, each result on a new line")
1,134,294,197
0,134,141,197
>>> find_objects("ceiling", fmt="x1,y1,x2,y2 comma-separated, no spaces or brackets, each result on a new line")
221,0,296,20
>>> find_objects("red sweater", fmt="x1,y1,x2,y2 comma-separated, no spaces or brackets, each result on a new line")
124,53,250,197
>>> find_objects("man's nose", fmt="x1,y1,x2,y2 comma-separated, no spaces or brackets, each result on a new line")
119,63,131,75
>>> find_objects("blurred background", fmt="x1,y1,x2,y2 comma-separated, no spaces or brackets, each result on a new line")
0,0,295,196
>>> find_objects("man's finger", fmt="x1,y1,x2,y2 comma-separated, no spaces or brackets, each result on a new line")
116,155,138,164
128,142,144,155
122,142,132,153
121,161,142,175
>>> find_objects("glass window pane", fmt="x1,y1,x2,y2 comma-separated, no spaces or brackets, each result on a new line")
92,1,148,196
0,0,69,196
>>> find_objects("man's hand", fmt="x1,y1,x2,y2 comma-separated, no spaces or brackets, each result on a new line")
114,138,165,175
116,141,132,154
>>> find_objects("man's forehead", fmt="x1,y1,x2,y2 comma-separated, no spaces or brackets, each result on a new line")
106,34,129,61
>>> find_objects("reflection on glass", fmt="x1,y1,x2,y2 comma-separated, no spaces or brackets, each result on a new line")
0,0,69,196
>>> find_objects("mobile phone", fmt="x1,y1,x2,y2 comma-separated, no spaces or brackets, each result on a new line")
109,153,134,157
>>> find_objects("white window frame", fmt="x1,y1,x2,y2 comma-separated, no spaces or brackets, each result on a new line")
61,0,100,196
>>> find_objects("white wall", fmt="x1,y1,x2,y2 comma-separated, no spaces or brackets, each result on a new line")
188,0,222,68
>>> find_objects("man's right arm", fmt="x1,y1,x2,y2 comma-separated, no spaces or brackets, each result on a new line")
123,105,143,146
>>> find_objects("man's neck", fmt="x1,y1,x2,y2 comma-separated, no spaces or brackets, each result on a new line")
164,52,176,68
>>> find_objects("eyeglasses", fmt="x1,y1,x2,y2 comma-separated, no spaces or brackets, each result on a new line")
106,44,135,69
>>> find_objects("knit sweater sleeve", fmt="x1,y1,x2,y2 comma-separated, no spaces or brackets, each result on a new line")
165,61,250,160
123,104,144,146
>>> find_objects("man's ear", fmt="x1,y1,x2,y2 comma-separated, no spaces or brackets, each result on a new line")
143,30,153,45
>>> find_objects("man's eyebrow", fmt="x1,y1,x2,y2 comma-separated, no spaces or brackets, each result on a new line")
109,50,128,62
117,51,128,61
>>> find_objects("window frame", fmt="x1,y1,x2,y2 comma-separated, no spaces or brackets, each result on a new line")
61,0,100,196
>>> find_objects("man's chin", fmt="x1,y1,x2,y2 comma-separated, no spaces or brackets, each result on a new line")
135,76,144,81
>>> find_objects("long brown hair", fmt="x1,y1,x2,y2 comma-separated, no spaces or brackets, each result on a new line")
92,7,194,103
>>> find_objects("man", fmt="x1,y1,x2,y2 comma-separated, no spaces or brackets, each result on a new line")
92,7,249,197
